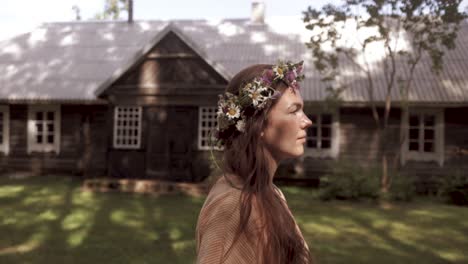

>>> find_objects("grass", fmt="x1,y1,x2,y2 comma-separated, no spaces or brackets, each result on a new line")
1,176,467,264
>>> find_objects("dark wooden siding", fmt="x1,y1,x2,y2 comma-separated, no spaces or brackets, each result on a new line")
302,106,468,184
0,104,108,176
103,30,226,181
302,107,401,178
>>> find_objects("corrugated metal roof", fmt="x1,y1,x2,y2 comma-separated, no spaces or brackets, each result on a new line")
0,18,468,104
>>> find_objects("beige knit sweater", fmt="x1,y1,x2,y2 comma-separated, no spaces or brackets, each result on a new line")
196,176,307,264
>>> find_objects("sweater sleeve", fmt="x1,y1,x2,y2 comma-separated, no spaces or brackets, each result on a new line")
196,191,256,264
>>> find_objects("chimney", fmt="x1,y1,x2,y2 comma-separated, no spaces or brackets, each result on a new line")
251,1,265,24
128,0,133,23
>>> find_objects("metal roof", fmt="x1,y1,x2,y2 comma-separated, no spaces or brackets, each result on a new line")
0,18,467,104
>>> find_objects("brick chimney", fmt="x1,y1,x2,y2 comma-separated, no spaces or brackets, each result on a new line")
251,1,265,24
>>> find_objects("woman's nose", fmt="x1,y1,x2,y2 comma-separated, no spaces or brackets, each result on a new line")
302,114,312,128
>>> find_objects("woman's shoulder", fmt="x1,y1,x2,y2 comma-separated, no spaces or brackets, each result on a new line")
203,176,242,209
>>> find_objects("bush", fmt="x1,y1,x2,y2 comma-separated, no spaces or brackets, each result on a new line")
388,173,415,202
437,171,468,206
319,162,380,201
319,162,417,202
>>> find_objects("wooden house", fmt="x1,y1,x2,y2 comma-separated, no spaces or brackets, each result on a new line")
0,10,467,183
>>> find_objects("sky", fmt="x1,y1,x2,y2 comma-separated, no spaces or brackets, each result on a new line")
0,0,332,41
1,0,467,41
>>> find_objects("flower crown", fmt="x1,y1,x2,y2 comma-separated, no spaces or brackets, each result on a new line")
214,60,305,147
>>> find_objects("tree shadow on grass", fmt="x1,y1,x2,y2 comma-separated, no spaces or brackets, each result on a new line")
0,176,205,264
281,187,468,264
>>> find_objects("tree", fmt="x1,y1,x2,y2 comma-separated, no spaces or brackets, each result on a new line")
94,0,129,20
303,0,465,195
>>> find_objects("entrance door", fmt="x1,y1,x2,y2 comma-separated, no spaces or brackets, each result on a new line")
167,107,194,181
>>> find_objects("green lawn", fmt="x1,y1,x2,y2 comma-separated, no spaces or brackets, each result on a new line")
0,176,467,264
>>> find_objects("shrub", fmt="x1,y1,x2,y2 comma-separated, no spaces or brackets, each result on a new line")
388,173,415,202
319,162,380,201
319,162,417,202
437,171,468,206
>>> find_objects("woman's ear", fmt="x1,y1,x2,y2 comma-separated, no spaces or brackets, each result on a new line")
260,131,264,137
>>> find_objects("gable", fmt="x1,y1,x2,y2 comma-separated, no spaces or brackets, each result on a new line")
100,30,228,97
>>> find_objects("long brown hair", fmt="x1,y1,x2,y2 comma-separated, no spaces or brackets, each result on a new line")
219,64,312,263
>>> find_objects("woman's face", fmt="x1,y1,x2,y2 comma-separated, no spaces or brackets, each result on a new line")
261,87,312,161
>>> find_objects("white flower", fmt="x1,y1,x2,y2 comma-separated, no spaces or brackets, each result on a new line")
226,103,240,120
217,100,227,116
273,65,284,79
235,119,246,132
248,85,269,106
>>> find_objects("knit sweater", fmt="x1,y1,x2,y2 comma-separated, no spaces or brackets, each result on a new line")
195,176,307,264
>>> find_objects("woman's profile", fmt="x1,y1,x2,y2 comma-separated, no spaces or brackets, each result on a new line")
196,61,313,264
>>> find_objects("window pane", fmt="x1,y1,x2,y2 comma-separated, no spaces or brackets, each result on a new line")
36,135,42,143
409,128,419,140
424,142,434,152
424,115,435,127
409,115,419,127
47,111,54,121
322,140,331,149
321,127,331,138
47,123,54,132
307,139,317,148
308,127,317,137
36,112,43,121
322,114,332,125
36,123,43,133
308,115,317,124
47,135,54,144
409,141,419,151
424,129,434,141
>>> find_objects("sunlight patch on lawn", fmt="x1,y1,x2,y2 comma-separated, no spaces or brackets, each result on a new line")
169,227,183,240
0,226,48,256
435,249,466,262
407,209,454,220
171,240,195,253
62,209,93,231
0,185,24,198
72,189,97,206
37,209,59,221
303,222,339,236
61,208,95,248
67,228,89,248
111,209,144,229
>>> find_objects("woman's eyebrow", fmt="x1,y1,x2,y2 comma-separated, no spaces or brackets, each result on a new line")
287,102,303,110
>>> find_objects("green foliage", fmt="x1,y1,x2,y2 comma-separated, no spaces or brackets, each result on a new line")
388,172,416,202
319,162,417,202
319,162,380,201
437,170,468,206
303,0,466,103
94,0,129,20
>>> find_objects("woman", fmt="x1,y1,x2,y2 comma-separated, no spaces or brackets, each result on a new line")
196,61,313,264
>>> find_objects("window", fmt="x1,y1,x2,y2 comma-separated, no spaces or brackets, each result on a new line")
401,109,444,166
198,107,218,150
408,114,436,153
27,105,61,153
305,111,339,158
0,105,9,154
113,106,142,149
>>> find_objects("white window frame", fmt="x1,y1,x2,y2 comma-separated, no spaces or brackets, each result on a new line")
27,105,61,154
304,108,340,159
0,105,10,154
400,108,444,166
113,106,143,149
198,106,219,150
